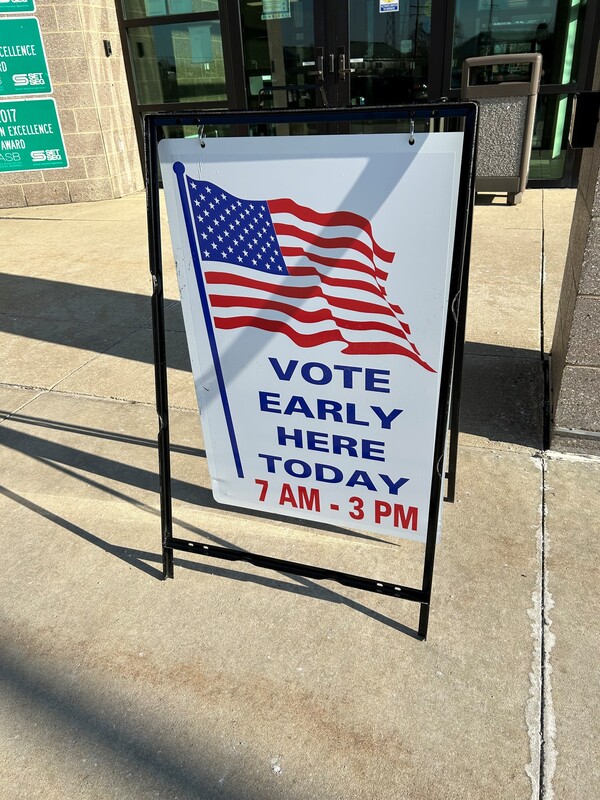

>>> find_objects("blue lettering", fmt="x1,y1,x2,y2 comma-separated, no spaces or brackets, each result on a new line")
301,362,332,385
267,360,391,393
268,357,298,381
346,403,369,427
331,435,357,457
259,391,281,413
306,430,329,452
362,440,386,461
379,474,409,495
284,395,315,419
315,398,343,422
274,427,384,460
277,426,303,447
258,453,282,472
285,459,311,478
315,463,343,483
371,406,403,429
333,364,362,388
257,454,407,495
365,368,390,393
346,471,377,491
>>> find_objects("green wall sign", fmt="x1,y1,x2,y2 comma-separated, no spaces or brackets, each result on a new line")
0,98,67,172
0,0,36,13
0,17,50,96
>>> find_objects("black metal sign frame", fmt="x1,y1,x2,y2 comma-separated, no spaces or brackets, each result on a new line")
145,103,477,640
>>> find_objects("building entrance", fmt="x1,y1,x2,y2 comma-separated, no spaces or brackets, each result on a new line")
117,0,599,186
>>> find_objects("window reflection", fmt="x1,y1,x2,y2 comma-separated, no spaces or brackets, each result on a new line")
529,93,572,179
240,0,316,110
122,0,218,20
129,21,226,104
452,0,586,88
350,0,430,104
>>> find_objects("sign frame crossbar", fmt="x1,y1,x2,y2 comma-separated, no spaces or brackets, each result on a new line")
145,104,477,640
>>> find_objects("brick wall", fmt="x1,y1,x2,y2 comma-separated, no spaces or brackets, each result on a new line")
0,0,143,207
550,49,600,455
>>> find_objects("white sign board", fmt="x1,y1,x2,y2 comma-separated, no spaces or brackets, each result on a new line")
159,133,463,543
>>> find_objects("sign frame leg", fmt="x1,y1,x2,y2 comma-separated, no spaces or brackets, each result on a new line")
145,116,174,579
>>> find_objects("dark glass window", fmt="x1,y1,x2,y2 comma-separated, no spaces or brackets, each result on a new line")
529,92,573,179
129,21,226,104
240,0,316,111
451,0,586,88
122,0,218,20
350,0,431,105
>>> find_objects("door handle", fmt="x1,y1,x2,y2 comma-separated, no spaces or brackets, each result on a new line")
338,51,355,80
307,48,324,79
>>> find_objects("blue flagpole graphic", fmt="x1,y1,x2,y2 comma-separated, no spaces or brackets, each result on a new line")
173,161,244,479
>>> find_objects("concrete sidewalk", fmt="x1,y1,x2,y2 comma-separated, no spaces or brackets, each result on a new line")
0,188,598,800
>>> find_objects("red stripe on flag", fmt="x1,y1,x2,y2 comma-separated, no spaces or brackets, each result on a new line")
213,316,433,370
273,222,381,266
208,294,414,344
287,265,403,309
280,246,388,283
268,198,395,263
205,271,404,322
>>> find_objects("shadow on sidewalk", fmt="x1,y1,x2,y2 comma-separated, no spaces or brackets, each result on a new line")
460,342,544,450
0,634,285,800
0,416,389,544
0,273,189,373
0,418,420,637
0,479,419,639
0,273,544,449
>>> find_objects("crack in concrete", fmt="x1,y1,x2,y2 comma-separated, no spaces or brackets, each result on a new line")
539,454,556,800
526,454,556,800
525,455,543,800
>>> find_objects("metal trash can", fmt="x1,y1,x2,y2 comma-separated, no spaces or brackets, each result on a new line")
462,53,542,205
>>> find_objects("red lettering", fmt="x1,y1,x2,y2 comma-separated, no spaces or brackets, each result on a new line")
394,504,418,531
255,479,269,502
349,495,364,520
298,486,320,512
279,483,298,508
375,500,391,524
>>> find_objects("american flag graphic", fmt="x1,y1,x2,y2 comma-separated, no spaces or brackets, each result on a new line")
184,173,434,372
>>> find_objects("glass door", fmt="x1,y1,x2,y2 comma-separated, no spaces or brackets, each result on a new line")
344,0,432,107
238,0,434,130
240,0,327,134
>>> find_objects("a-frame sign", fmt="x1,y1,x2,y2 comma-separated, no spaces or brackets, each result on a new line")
145,104,477,639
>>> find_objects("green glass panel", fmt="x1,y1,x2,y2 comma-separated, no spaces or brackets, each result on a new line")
121,0,218,20
451,0,586,88
128,21,227,104
529,93,572,180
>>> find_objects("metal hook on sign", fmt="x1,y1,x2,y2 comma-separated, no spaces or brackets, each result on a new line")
451,291,461,323
436,454,444,478
196,124,206,180
409,116,415,146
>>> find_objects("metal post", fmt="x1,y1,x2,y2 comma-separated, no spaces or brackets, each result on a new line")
145,116,174,579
